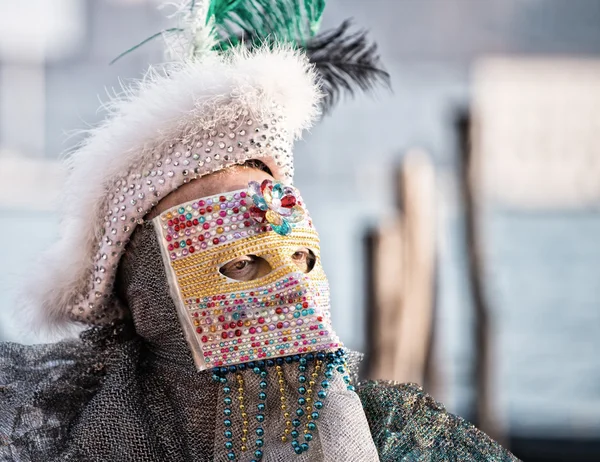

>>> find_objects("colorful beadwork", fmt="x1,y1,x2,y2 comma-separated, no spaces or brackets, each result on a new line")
154,183,342,371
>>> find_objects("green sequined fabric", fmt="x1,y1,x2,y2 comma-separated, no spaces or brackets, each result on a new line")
356,381,519,461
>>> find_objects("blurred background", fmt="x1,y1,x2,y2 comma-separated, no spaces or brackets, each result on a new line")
1,0,600,460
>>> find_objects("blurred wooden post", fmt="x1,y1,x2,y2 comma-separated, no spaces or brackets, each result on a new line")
368,149,436,385
457,114,502,443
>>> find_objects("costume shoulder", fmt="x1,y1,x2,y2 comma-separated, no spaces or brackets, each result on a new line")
356,381,519,462
0,334,107,461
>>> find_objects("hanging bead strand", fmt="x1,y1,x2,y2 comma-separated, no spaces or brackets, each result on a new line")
302,357,322,452
276,362,293,443
213,369,236,461
236,373,248,453
289,353,316,454
250,361,267,462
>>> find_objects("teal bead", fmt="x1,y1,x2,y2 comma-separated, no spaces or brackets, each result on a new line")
337,365,345,373
256,427,264,437
220,377,227,384
291,439,300,447
324,370,333,379
225,441,233,450
304,433,313,442
318,390,327,399
298,386,306,395
258,392,267,400
224,408,232,416
291,430,299,439
298,397,306,406
307,422,317,431
186,213,192,219
199,217,205,223
224,430,233,438
314,401,323,409
296,408,304,417
321,380,330,389
298,365,306,372
298,375,306,383
311,412,319,420
255,438,264,447
257,403,266,412
259,381,268,389
299,358,307,365
254,449,263,459
293,312,300,318
301,443,309,452
253,367,261,374
178,207,185,214
294,446,303,455
260,371,267,378
227,452,235,460
292,419,301,427
256,414,265,423
347,385,356,391
224,419,232,427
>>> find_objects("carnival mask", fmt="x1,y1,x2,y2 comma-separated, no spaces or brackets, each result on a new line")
153,180,342,371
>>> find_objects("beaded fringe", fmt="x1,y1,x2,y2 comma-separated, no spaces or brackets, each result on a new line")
212,349,353,461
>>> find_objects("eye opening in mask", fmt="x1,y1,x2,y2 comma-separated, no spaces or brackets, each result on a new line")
291,247,316,274
218,248,317,281
219,255,273,281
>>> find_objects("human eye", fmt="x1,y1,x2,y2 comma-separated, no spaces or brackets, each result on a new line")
291,248,316,273
219,255,272,281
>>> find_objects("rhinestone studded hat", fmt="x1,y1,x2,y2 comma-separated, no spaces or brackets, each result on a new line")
29,47,321,327
152,180,342,370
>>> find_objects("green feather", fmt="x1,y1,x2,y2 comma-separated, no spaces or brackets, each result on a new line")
110,0,327,64
203,0,326,51
109,28,184,65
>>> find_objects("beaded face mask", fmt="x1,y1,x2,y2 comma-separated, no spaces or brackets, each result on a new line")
153,180,342,371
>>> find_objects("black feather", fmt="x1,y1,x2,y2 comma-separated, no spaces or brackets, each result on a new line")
306,20,391,114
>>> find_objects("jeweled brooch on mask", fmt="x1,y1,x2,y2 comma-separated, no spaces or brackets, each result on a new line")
248,180,305,235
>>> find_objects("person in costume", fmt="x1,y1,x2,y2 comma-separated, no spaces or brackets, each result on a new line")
0,1,518,461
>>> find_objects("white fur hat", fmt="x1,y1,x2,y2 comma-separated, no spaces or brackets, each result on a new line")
31,45,321,327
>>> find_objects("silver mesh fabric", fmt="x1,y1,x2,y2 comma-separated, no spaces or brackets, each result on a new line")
0,337,105,461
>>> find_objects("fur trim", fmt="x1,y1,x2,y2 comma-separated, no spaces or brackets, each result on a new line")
27,45,321,330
